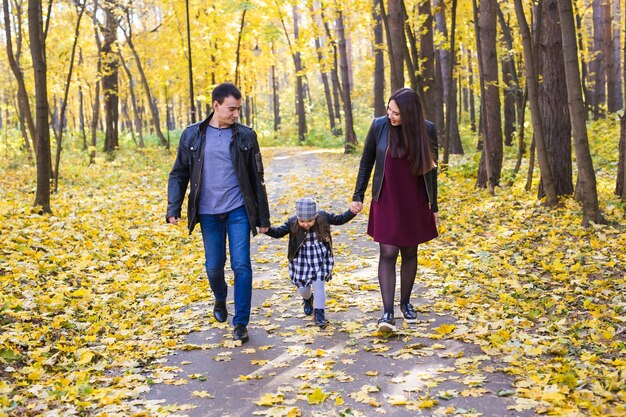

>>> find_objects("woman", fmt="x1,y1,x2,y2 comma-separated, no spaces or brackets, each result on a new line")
351,87,439,333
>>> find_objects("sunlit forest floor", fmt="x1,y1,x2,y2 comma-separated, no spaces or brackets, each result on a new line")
0,118,624,416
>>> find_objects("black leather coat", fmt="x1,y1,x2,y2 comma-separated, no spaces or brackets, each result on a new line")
166,114,270,235
265,210,356,262
352,116,438,212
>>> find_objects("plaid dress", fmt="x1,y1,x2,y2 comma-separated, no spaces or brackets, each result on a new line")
288,231,334,288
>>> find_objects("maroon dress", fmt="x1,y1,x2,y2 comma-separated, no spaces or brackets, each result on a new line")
367,152,438,246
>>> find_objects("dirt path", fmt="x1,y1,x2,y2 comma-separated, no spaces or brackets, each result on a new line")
143,148,534,417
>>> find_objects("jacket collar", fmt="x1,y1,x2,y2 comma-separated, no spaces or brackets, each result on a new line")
202,112,241,136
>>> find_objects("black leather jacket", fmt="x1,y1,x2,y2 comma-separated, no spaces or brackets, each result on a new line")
166,114,270,235
352,116,438,212
265,210,356,262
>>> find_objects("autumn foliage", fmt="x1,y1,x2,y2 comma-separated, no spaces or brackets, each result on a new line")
1,116,625,415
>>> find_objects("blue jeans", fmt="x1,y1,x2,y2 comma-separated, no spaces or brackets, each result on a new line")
199,206,252,326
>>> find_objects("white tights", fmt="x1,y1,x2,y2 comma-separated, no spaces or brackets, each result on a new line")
298,280,326,309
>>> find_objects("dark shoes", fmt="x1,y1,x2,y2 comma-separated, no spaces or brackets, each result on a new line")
400,303,418,323
303,295,314,315
377,312,396,333
213,300,228,323
313,308,327,328
233,324,249,343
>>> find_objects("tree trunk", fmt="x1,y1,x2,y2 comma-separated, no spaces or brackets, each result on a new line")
330,62,342,128
320,6,342,128
434,0,454,146
336,9,357,153
525,136,536,191
556,0,603,225
468,49,476,132
448,75,463,155
3,0,35,155
121,97,136,145
90,1,102,165
373,0,385,117
387,0,404,91
612,0,623,110
185,0,196,123
617,114,626,199
498,6,516,147
292,4,307,142
309,2,336,131
514,0,557,206
439,0,460,163
52,1,85,192
401,1,418,90
278,2,308,141
573,1,590,117
122,12,167,147
538,0,573,198
513,88,528,176
102,1,119,153
271,42,281,131
434,0,450,110
475,0,502,191
78,49,87,151
244,95,251,126
196,99,202,121
497,4,527,163
165,91,173,131
617,8,626,198
28,0,51,213
119,52,144,147
603,0,616,112
234,9,247,87
417,0,439,128
590,0,606,119
171,97,177,130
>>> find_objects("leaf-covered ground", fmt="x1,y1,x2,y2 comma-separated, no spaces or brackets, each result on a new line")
1,127,625,416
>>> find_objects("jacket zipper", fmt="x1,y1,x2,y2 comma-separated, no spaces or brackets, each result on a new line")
192,132,205,218
290,230,308,262
376,142,390,201
423,174,432,210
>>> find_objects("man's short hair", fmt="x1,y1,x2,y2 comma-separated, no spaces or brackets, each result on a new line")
212,83,242,104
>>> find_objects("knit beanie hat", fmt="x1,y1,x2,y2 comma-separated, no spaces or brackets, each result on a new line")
295,198,318,221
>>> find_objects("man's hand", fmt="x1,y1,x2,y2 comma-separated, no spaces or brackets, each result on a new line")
258,227,269,234
167,216,180,225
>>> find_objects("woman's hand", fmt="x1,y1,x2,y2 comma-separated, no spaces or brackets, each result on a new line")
350,201,363,214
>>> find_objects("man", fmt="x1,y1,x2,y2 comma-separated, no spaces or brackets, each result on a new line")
166,82,270,343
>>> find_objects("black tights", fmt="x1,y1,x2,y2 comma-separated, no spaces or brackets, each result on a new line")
378,243,418,314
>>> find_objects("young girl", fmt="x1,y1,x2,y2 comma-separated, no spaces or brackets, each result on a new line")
264,198,359,328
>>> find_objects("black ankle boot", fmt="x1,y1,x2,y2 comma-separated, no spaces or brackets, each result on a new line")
213,299,227,323
377,312,396,333
313,308,327,328
400,303,417,323
233,324,249,343
303,295,314,316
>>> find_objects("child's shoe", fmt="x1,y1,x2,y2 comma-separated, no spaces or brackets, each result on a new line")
314,308,327,328
303,295,314,316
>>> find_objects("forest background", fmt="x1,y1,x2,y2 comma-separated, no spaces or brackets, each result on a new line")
1,0,625,416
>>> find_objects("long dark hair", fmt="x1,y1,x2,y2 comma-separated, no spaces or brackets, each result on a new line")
387,88,437,175
291,216,331,243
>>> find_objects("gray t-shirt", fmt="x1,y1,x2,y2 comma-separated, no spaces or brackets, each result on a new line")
198,126,244,214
